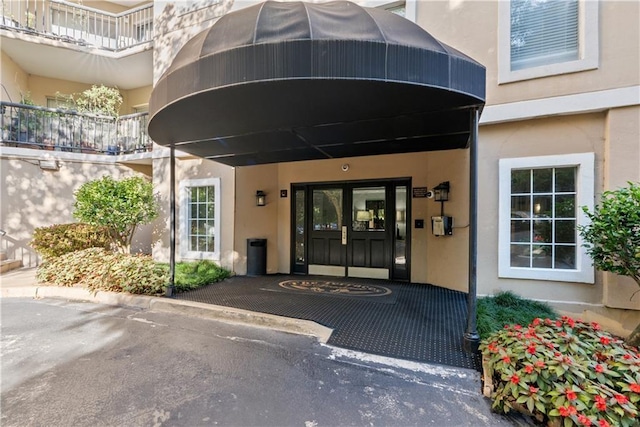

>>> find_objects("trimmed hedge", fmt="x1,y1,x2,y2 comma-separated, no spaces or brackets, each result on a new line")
31,223,111,259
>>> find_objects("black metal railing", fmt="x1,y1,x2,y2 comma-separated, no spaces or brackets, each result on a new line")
0,0,153,52
0,102,152,155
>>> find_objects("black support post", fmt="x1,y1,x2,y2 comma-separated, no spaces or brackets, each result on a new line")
166,142,176,297
463,107,480,353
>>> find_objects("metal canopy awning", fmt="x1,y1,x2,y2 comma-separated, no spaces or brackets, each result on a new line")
148,0,486,167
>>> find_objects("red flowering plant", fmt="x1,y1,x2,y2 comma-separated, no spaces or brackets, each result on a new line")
480,316,640,427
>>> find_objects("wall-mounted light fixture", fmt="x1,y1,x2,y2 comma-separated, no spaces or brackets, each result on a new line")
256,190,266,206
433,181,450,202
433,181,450,216
39,160,59,171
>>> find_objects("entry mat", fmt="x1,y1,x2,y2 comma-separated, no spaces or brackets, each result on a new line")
176,275,481,371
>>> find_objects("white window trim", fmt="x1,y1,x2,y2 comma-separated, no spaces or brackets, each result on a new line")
498,0,599,84
179,177,221,261
498,153,595,283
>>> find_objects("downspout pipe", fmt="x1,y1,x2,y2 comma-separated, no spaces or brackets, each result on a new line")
166,143,177,297
463,107,480,353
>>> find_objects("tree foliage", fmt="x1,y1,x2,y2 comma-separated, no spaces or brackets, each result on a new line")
74,85,123,117
73,176,158,253
579,182,640,288
579,182,640,346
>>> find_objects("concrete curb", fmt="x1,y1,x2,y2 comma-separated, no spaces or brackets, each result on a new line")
1,285,333,343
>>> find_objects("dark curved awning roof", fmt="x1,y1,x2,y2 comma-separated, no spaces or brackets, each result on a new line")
148,0,485,167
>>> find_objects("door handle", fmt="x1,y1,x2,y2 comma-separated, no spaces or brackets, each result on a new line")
341,225,347,245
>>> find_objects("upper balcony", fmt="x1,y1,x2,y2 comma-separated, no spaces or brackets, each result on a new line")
0,101,153,157
1,0,153,90
1,0,153,51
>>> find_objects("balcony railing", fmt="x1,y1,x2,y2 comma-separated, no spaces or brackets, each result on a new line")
0,0,153,51
0,102,152,155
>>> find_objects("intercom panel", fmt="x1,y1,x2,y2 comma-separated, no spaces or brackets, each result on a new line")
431,216,453,236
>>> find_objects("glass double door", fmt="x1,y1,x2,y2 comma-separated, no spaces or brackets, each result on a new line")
292,180,409,280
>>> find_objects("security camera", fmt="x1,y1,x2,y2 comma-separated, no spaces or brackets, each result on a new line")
427,191,434,198
341,164,350,172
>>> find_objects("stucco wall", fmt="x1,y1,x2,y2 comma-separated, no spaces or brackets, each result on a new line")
602,106,640,310
25,76,151,115
151,153,236,272
417,1,640,105
234,164,279,275
1,50,29,103
144,0,638,312
272,151,470,292
0,151,153,267
125,86,153,112
476,113,606,304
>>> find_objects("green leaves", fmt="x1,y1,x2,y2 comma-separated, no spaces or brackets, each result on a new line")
31,223,111,259
480,316,640,426
579,182,640,288
37,248,168,295
158,260,231,292
73,176,158,253
36,250,230,296
74,85,123,117
477,291,557,340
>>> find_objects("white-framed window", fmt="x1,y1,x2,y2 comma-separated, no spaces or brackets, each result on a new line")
180,178,221,260
46,95,74,110
498,0,599,83
498,153,594,283
383,1,406,17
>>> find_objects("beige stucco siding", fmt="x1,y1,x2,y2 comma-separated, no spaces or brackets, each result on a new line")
1,51,29,103
151,153,236,272
418,1,640,105
476,113,606,304
602,106,640,310
125,86,153,112
0,152,153,266
234,164,279,275
271,152,470,291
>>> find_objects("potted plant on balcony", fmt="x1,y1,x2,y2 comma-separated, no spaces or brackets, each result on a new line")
74,85,123,153
15,93,43,145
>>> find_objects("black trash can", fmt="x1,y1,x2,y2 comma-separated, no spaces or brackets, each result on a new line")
247,238,267,276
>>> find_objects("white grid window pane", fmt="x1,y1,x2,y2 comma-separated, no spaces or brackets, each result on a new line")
509,167,577,270
187,185,215,253
510,0,579,71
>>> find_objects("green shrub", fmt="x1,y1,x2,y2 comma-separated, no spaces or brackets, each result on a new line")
37,248,168,295
37,247,107,286
159,260,231,292
73,176,158,254
101,254,168,295
31,223,111,259
480,317,640,427
477,291,557,340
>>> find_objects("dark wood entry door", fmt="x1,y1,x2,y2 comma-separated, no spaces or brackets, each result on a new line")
291,181,410,280
308,187,346,275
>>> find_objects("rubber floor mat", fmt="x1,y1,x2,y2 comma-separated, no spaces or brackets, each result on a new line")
175,275,481,370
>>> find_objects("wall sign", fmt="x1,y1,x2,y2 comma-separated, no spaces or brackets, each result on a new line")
413,187,429,198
